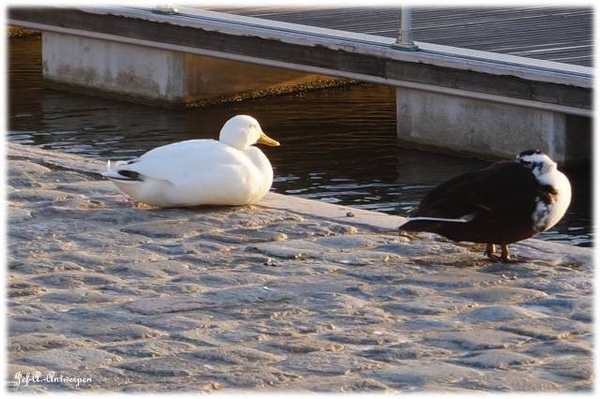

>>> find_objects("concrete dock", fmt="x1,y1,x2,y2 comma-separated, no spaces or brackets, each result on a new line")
8,6,593,163
7,144,593,392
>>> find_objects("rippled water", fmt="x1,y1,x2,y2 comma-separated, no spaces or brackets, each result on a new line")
8,36,593,247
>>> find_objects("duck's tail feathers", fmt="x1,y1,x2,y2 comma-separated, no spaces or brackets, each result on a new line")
399,214,474,232
102,160,141,183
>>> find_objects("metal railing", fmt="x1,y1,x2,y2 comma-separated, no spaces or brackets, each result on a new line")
395,7,419,50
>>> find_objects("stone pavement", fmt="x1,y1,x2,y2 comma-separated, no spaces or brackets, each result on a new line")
6,143,593,392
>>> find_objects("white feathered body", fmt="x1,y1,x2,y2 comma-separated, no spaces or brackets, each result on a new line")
104,139,274,207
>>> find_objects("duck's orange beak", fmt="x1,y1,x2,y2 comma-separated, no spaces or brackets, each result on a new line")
257,132,280,146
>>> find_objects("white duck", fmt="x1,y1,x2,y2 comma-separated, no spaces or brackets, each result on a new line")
102,115,280,207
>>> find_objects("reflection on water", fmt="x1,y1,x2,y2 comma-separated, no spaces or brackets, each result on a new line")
8,36,593,247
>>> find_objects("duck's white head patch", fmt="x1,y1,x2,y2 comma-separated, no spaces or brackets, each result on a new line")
515,149,557,177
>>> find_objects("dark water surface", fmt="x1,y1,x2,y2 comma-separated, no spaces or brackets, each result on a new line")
8,36,593,247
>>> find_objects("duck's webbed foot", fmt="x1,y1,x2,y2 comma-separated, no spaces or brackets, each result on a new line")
131,200,154,209
485,243,518,263
500,243,521,263
484,243,501,261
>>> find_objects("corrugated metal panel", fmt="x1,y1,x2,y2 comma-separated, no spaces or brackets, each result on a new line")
211,7,593,67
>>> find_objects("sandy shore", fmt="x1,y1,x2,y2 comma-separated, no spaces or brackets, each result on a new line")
7,143,593,392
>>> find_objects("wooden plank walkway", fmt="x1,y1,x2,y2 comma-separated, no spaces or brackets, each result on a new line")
211,7,593,67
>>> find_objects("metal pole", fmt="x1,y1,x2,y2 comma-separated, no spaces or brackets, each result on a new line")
395,7,418,50
153,3,178,15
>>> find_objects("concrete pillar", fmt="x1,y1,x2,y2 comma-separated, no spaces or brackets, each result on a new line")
396,87,579,163
41,32,341,106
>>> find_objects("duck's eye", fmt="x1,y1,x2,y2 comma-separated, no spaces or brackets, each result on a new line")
517,158,533,168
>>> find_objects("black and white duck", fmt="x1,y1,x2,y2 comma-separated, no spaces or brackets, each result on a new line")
398,150,572,262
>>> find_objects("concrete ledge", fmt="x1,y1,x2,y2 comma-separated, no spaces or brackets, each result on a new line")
258,192,405,232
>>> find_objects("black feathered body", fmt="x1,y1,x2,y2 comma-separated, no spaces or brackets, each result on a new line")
400,161,558,245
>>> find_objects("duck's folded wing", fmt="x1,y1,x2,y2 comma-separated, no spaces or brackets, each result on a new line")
415,162,539,219
105,140,239,183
